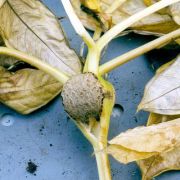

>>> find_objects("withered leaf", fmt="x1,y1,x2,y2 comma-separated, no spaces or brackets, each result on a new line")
138,55,180,115
143,1,180,25
71,0,179,35
147,113,180,126
0,0,82,75
138,146,180,180
0,39,19,67
0,66,62,114
107,144,156,164
169,2,180,25
81,0,101,12
0,0,5,8
0,0,82,113
0,37,3,46
138,113,180,180
107,118,180,164
0,55,19,68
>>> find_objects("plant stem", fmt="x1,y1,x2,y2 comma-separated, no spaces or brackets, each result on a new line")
75,122,111,180
97,0,180,51
75,122,97,146
99,28,180,75
77,123,111,180
84,47,100,75
0,47,69,84
61,0,101,75
61,0,95,48
94,143,112,180
93,78,115,180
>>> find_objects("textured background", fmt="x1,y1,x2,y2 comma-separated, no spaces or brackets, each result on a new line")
0,0,179,179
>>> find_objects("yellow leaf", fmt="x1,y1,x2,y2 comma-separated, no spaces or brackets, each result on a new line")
147,113,180,126
0,0,82,75
138,55,180,115
138,113,180,180
138,145,180,180
143,0,153,6
107,144,156,164
169,2,180,25
72,0,180,35
81,0,101,12
107,118,180,164
0,0,5,8
0,66,62,114
0,0,82,113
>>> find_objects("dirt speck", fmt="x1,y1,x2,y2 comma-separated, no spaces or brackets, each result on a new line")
26,160,38,175
39,125,45,135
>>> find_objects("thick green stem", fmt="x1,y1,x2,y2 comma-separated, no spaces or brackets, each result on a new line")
77,124,111,180
76,122,111,180
0,47,69,84
93,78,115,180
83,47,101,75
99,28,180,75
75,122,97,146
74,78,115,180
94,143,112,180
75,122,111,180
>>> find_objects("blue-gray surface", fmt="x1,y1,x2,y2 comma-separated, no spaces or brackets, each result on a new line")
0,0,179,180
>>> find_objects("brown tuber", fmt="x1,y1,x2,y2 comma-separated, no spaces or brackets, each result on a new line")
62,73,104,123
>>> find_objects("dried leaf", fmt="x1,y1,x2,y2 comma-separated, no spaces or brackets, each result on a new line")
143,0,169,14
0,0,82,75
107,118,180,164
147,113,180,126
0,37,3,46
143,1,180,25
0,0,5,8
0,66,62,114
169,2,180,25
138,113,180,180
0,39,19,67
138,55,180,115
107,144,156,164
138,146,180,180
81,0,101,12
0,0,82,113
0,55,20,68
71,0,179,35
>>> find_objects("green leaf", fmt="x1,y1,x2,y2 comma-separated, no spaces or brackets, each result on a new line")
0,66,62,114
138,55,180,115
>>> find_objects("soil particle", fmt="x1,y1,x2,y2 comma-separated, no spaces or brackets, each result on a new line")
26,160,38,175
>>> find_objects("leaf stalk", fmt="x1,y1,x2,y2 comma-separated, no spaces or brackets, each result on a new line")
99,28,180,75
61,0,95,48
0,47,69,84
